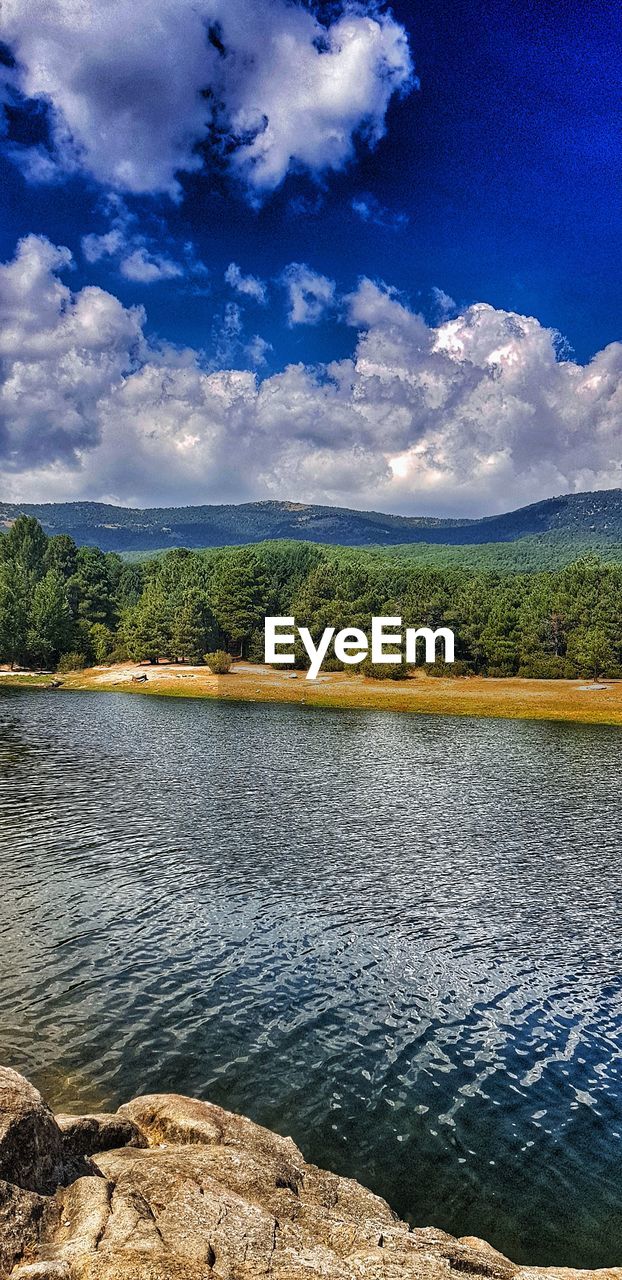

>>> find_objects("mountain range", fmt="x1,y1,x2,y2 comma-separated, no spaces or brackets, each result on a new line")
2,489,622,554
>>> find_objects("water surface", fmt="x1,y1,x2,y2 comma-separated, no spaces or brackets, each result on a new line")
1,689,621,1267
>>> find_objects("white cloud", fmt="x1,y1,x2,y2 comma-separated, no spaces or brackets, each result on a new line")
431,287,457,320
118,248,183,284
343,276,418,330
215,300,244,352
0,235,145,470
281,263,337,326
351,194,409,230
4,236,622,515
225,262,267,305
1,0,414,199
245,335,272,368
81,197,205,285
84,234,183,283
82,229,125,264
211,301,270,370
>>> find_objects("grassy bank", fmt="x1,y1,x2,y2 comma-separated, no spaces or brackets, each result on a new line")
2,661,622,726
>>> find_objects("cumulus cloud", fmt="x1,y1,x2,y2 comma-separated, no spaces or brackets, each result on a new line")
245,335,272,368
281,263,337,326
0,235,145,470
81,197,207,285
3,236,622,514
225,262,267,305
0,0,413,199
83,235,183,284
211,301,271,370
343,276,416,330
81,230,125,265
431,287,457,321
117,249,183,284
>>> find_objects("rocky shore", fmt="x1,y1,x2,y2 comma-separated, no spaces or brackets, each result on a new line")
0,1066,619,1280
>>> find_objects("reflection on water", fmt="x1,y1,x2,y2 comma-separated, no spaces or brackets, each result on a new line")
1,689,622,1266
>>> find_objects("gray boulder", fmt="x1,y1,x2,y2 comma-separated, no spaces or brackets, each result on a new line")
1,1067,620,1280
0,1069,64,1197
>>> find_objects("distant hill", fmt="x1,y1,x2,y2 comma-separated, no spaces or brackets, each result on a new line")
2,489,622,554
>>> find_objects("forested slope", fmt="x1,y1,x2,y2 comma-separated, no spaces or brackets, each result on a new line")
2,515,622,680
3,488,622,555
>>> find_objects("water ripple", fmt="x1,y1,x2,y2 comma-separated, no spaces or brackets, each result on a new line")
1,689,622,1267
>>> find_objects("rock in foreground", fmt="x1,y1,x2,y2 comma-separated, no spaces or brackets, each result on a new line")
0,1066,620,1280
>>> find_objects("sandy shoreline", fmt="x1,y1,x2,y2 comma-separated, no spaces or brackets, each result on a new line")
2,660,622,726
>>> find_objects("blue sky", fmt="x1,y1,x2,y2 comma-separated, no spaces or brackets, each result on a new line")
1,0,621,514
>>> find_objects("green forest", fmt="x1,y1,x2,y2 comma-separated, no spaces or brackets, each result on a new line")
1,514,622,679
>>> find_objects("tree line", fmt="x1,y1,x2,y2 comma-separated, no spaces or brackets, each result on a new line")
1,514,622,679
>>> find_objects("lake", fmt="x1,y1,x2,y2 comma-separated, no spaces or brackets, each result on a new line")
1,688,621,1267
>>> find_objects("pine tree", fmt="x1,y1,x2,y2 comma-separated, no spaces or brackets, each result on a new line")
171,590,211,663
208,551,269,657
125,581,173,663
571,626,616,680
45,534,78,581
88,622,117,664
0,515,47,586
71,546,117,626
0,561,29,669
27,570,73,668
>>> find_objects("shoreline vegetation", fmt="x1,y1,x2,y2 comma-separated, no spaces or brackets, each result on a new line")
3,661,622,727
3,513,622,721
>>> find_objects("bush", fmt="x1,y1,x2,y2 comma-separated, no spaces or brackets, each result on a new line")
204,649,233,674
361,658,411,680
517,655,567,679
57,651,87,673
424,659,472,678
451,659,473,677
314,655,345,673
107,642,130,665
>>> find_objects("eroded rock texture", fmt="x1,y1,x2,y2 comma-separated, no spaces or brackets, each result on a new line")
0,1066,620,1280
